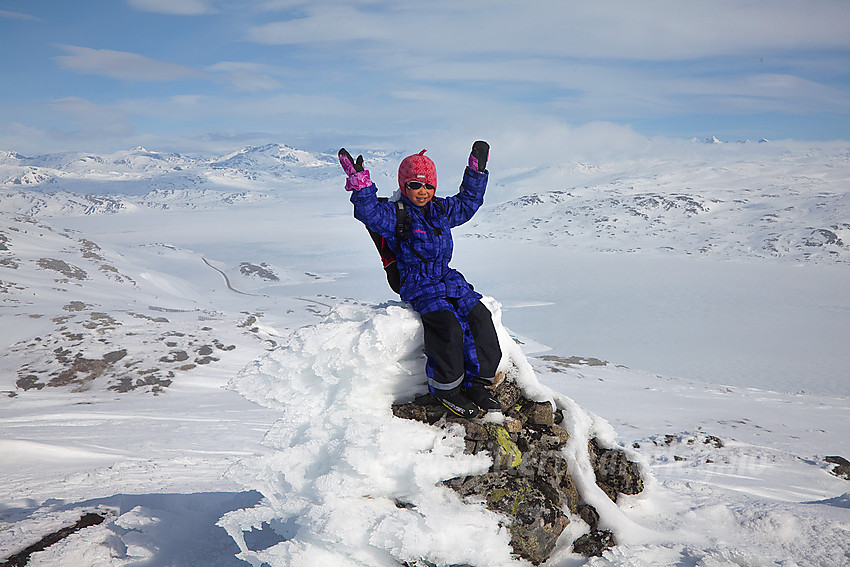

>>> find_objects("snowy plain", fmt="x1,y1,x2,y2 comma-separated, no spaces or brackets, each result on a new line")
1,139,849,566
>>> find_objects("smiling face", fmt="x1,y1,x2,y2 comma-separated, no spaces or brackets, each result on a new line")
398,150,437,206
404,181,436,207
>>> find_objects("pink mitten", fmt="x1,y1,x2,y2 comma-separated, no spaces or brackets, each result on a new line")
338,148,372,191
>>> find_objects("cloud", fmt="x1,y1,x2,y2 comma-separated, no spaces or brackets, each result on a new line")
126,0,217,16
239,0,850,124
206,62,285,91
246,6,379,45
53,45,208,82
682,73,850,112
245,1,850,59
5,0,848,155
0,9,41,21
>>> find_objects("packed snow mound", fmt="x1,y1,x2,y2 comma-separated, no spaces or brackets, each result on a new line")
221,299,648,566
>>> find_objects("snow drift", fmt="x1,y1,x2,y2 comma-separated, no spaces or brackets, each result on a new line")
220,298,648,566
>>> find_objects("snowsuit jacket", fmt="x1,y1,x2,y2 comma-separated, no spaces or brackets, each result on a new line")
350,167,489,314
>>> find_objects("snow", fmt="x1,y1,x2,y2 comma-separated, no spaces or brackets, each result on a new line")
1,139,849,566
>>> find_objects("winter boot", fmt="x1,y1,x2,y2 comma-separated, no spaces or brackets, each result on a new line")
465,378,501,412
435,387,482,419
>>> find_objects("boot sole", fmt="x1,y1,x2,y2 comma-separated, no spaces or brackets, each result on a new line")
439,398,482,419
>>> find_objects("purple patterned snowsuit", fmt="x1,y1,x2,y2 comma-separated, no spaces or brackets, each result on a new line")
350,167,502,393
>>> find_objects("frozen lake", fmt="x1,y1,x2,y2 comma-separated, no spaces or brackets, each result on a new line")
458,239,850,397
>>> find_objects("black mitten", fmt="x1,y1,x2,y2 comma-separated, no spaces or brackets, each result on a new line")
468,140,489,173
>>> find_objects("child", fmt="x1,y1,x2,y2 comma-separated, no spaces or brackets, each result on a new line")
339,141,502,418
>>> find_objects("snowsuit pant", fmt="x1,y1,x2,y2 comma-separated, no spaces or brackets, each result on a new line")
419,299,502,394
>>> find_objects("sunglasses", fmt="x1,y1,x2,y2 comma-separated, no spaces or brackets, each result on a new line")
405,181,435,191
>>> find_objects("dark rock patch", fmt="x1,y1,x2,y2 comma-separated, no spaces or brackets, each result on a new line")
392,376,644,564
102,349,127,364
47,355,110,389
15,375,45,391
159,350,190,363
572,529,615,557
239,262,280,281
825,455,850,480
63,301,92,312
588,439,644,502
0,512,106,567
36,258,88,281
538,355,609,372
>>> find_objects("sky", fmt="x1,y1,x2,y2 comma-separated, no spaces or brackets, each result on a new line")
1,0,849,157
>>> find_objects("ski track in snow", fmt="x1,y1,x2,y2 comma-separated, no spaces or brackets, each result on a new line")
1,141,849,566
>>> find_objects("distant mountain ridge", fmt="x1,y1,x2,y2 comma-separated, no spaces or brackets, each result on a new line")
0,144,344,216
2,141,849,264
463,185,849,264
0,144,340,189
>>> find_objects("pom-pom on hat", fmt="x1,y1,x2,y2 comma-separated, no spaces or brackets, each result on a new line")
398,149,437,192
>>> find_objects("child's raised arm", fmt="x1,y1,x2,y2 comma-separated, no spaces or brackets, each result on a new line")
339,148,397,239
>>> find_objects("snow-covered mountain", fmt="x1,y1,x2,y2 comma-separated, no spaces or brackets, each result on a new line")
466,167,850,264
4,140,848,264
0,144,343,203
209,143,335,172
1,139,849,566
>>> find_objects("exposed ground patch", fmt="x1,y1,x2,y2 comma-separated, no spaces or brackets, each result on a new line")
0,512,107,567
9,302,239,394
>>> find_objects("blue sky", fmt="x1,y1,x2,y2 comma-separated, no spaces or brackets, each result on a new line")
1,0,849,157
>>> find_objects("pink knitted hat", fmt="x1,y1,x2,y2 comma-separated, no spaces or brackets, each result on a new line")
398,149,437,191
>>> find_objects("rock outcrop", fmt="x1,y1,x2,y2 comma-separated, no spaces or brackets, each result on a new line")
825,455,850,480
392,376,644,564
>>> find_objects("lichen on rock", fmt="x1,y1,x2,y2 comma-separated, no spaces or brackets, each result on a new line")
391,373,644,564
